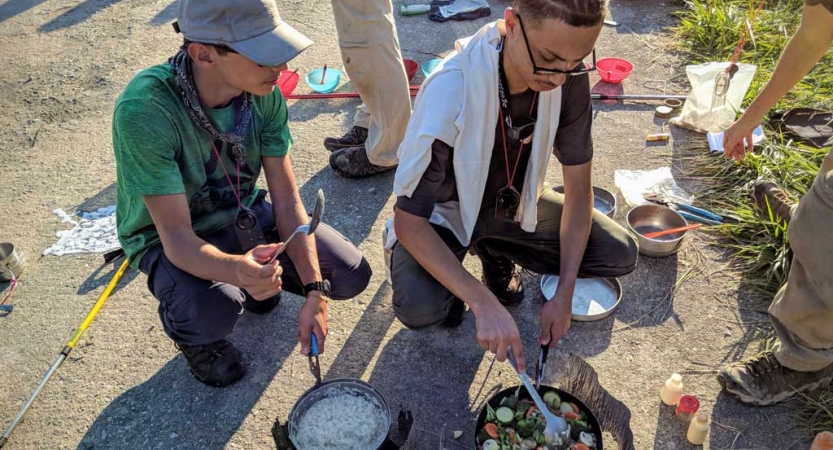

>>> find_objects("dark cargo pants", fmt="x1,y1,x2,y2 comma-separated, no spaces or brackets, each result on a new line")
391,190,638,328
139,192,372,346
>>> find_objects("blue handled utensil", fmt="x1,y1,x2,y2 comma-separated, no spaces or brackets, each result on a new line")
673,203,724,223
645,195,724,225
309,333,322,388
675,210,723,226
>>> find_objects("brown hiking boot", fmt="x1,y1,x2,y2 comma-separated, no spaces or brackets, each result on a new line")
717,351,833,406
175,340,247,387
323,126,368,152
329,146,396,178
751,180,795,225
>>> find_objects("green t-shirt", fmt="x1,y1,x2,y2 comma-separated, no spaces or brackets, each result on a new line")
112,64,292,268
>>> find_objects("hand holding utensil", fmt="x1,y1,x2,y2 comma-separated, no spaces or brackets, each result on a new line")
266,190,325,265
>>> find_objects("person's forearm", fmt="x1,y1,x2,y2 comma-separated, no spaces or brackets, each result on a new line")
395,211,495,312
741,7,833,124
556,192,593,295
274,195,322,287
162,228,241,285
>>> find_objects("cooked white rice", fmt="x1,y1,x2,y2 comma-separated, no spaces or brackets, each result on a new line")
294,389,386,450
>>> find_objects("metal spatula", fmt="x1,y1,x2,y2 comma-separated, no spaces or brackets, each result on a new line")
508,347,570,449
266,190,325,264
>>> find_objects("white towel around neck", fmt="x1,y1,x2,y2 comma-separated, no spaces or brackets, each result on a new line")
392,20,562,246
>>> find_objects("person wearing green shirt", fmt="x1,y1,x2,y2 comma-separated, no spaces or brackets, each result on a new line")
113,0,371,387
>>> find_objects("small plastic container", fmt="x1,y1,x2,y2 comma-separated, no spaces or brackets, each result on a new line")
596,57,633,84
661,374,684,406
305,68,341,94
403,59,418,82
676,395,700,423
686,412,710,445
421,58,442,77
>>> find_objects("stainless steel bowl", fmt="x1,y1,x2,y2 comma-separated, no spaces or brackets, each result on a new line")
553,186,617,218
540,274,623,321
626,204,688,257
288,378,391,450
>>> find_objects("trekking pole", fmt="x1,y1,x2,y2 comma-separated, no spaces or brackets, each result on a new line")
0,257,130,448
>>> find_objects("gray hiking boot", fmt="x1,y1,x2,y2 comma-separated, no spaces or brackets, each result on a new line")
751,180,795,225
329,146,396,178
717,351,833,406
323,126,368,152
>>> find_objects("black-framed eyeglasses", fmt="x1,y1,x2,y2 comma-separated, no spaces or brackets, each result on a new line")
514,10,596,76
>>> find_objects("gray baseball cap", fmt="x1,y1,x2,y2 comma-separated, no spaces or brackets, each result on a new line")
174,0,313,67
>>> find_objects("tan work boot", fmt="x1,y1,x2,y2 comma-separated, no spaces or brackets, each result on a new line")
717,351,833,406
751,180,796,225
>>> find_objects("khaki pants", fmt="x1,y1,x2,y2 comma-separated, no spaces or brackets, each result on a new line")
771,149,833,371
331,0,412,167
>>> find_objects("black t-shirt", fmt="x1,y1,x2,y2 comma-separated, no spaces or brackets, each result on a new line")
396,73,594,219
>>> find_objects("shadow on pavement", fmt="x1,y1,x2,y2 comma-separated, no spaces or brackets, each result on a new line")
38,0,126,32
0,0,48,23
75,303,298,450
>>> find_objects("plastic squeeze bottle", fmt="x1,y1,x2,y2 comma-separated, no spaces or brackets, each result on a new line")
661,374,684,406
811,431,833,450
686,412,710,445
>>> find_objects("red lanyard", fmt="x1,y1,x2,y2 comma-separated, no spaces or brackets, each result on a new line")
1,269,17,305
498,93,538,189
210,141,244,211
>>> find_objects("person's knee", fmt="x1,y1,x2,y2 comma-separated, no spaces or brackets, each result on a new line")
607,231,639,276
391,284,450,329
330,256,372,300
161,286,242,346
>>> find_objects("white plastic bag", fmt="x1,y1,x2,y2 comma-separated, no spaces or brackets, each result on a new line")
614,167,693,208
671,62,757,133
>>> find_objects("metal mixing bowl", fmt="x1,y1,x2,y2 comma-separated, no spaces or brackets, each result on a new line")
552,186,617,218
626,204,688,257
288,378,391,450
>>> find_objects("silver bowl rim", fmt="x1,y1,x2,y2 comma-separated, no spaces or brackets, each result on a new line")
552,185,617,217
539,274,623,321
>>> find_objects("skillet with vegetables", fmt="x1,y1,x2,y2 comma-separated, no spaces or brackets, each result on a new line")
475,386,602,450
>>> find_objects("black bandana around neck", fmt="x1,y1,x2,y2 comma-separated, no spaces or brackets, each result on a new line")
168,48,254,166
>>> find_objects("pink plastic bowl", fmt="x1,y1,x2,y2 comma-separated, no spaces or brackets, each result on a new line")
596,57,633,84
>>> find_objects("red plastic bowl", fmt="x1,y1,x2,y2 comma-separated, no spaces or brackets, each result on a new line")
403,59,418,82
277,69,299,96
596,57,633,84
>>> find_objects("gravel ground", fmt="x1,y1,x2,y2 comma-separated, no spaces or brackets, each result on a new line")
0,0,801,448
